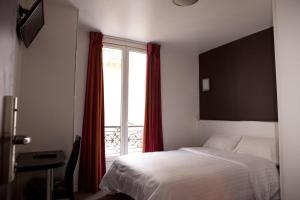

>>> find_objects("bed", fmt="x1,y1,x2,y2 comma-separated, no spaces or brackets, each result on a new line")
99,136,280,200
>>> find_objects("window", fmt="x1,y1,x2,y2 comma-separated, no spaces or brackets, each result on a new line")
103,42,147,163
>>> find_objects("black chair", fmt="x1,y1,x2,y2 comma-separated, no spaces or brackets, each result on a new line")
52,135,81,200
24,136,81,200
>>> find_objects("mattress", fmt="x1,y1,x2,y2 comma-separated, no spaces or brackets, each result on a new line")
100,147,280,200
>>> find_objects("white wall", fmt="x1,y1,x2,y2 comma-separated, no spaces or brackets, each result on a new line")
160,45,200,150
0,0,23,131
17,0,78,164
74,27,89,138
273,1,300,199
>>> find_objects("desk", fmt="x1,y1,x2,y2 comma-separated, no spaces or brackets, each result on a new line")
16,151,65,200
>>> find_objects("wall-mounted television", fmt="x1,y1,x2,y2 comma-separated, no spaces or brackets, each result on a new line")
17,0,44,48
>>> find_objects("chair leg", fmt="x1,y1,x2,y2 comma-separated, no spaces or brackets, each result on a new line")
70,193,75,200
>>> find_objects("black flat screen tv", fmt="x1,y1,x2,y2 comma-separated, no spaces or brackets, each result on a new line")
17,0,44,48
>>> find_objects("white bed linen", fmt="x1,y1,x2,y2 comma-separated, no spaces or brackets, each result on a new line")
100,147,279,200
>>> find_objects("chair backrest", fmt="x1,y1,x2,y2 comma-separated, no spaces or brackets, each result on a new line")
64,135,81,189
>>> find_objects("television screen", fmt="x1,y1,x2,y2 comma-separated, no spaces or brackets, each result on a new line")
18,0,44,48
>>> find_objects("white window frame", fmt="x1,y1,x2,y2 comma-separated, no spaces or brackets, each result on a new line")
103,36,146,160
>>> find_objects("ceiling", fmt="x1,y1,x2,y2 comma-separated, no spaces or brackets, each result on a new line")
69,0,273,53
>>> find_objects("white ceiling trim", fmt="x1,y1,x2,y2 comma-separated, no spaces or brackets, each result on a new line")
103,35,146,50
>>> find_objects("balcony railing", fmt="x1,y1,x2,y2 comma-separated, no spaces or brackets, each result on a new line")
105,126,143,157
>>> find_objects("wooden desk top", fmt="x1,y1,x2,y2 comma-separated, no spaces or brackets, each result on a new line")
16,150,65,172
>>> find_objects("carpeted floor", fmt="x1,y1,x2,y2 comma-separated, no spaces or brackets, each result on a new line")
76,193,133,200
99,193,133,200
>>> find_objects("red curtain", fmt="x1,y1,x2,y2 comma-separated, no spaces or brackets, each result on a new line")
79,32,105,193
143,43,164,152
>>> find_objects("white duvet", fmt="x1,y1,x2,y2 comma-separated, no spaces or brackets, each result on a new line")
100,147,280,200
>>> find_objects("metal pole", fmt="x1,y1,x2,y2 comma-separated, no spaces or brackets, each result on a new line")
46,169,53,200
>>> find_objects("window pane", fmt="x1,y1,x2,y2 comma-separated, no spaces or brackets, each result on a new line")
128,51,147,154
103,47,122,158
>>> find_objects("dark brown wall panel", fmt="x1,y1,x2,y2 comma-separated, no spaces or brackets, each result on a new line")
199,28,278,121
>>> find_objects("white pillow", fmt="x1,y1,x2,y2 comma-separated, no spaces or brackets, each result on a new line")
233,136,277,163
203,134,242,151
